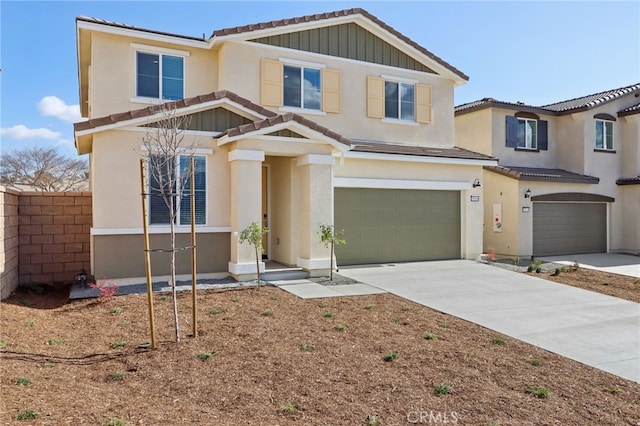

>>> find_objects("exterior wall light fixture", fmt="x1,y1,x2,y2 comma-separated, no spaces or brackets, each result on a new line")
524,188,532,199
472,178,481,188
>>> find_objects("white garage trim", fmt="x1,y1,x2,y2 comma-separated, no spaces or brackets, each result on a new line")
334,177,471,190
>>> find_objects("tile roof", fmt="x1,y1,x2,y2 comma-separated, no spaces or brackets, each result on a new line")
212,8,468,81
349,140,496,162
616,176,640,185
76,16,207,42
484,165,599,184
618,102,640,117
455,83,640,116
74,90,277,133
541,83,640,113
215,112,352,147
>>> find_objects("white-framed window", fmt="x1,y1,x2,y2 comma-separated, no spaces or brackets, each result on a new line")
595,119,614,150
516,118,537,149
149,155,206,225
384,81,415,121
136,52,184,100
283,65,321,110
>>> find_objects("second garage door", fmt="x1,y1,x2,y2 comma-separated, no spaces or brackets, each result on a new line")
533,202,606,256
334,188,460,265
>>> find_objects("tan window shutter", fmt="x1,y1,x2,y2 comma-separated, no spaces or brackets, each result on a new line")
322,68,342,113
415,84,432,124
261,59,283,107
367,76,385,119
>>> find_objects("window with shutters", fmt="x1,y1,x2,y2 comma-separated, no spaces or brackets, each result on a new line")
149,155,206,225
505,115,548,151
261,58,341,114
595,119,614,150
136,52,184,100
367,75,431,124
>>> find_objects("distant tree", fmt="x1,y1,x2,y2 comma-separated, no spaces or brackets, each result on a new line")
0,146,88,191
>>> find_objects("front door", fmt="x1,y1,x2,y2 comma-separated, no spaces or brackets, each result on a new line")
262,166,268,259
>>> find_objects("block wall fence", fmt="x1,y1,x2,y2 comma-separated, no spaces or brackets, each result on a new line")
0,187,92,299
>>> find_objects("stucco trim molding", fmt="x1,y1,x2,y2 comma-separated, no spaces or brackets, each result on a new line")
297,154,335,166
228,149,265,162
334,177,471,190
530,193,615,202
228,261,265,274
91,227,232,235
297,257,332,270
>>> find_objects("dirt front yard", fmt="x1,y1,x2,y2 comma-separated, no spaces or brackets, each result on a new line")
1,268,639,425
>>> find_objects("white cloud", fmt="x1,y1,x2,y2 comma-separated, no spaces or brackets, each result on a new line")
37,96,83,123
0,125,61,140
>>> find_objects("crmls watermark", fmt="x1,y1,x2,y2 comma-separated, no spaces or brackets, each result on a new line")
407,410,459,424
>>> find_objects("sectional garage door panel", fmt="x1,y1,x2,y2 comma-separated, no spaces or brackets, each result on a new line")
334,188,460,265
533,203,606,256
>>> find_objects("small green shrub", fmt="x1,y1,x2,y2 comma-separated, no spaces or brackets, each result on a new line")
323,311,334,318
363,304,374,310
334,323,348,332
15,377,32,386
25,319,35,327
434,383,452,395
603,386,620,394
16,409,38,421
29,284,45,294
401,306,413,312
552,268,561,276
526,386,550,398
110,307,123,314
231,296,240,302
0,341,7,349
383,351,398,362
197,351,214,361
438,322,450,329
367,414,381,426
318,303,328,308
279,402,298,415
492,337,506,345
423,332,438,340
110,340,127,349
103,418,125,426
261,310,273,317
300,344,315,352
47,337,65,346
208,307,224,315
159,295,168,301
527,359,542,367
106,371,124,382
19,299,33,307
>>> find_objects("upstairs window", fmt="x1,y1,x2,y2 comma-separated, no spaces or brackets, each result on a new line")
137,52,184,100
506,115,548,150
385,81,415,121
595,119,614,150
283,65,321,110
149,155,205,225
367,76,431,124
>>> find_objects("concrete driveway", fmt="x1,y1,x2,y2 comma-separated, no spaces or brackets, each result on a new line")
542,253,640,278
338,260,640,383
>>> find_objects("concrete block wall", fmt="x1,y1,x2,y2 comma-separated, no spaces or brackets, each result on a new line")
16,192,92,288
1,187,20,299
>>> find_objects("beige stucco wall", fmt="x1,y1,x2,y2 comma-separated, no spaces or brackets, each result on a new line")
482,172,520,256
89,32,217,118
619,114,640,178
617,186,640,254
264,156,297,265
454,108,493,156
217,41,457,147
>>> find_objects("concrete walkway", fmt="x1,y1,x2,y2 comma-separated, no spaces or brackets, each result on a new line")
543,253,640,278
337,260,640,383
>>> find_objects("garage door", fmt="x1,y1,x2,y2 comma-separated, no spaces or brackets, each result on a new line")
533,202,606,256
334,188,460,265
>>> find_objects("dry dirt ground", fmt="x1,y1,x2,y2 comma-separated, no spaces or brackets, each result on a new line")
1,267,639,425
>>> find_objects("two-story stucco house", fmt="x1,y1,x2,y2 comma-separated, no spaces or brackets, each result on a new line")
455,84,640,259
74,8,497,281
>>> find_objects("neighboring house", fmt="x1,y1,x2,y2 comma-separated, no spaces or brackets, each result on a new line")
74,8,496,281
455,83,640,258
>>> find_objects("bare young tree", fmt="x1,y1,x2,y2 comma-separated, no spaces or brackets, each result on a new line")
141,104,195,343
0,146,88,191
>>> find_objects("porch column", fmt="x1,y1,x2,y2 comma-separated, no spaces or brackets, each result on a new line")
228,149,264,280
296,154,334,275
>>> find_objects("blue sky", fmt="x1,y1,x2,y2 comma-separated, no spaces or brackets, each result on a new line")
1,1,638,158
